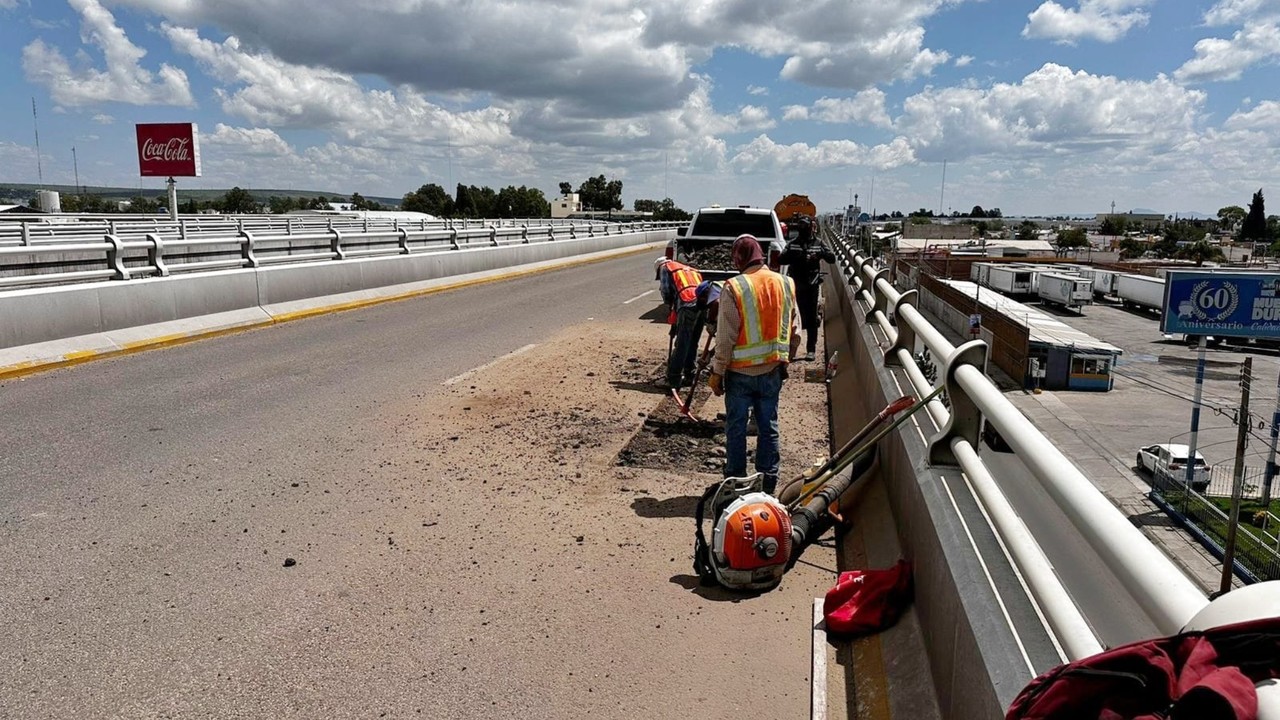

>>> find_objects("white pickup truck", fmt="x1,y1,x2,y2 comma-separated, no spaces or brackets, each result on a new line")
665,206,787,281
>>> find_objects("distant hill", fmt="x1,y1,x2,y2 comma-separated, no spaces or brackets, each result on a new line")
0,182,401,207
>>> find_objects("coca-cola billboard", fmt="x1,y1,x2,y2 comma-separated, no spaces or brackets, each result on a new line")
136,123,201,177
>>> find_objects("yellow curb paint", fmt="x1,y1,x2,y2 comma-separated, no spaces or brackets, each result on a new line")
0,241,662,382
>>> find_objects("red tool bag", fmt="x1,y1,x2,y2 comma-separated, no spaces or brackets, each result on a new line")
1006,617,1280,720
822,560,913,636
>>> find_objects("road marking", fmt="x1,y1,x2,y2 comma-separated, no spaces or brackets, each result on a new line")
442,344,538,386
622,289,655,305
812,598,828,720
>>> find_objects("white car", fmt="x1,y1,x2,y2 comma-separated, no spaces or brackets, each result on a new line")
1136,443,1209,491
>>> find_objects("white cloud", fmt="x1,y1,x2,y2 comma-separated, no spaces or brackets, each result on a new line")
783,105,810,121
162,25,513,150
814,90,893,127
20,0,192,107
729,134,914,174
1174,23,1280,82
1223,100,1280,131
735,105,775,131
955,55,974,67
0,0,20,8
895,63,1205,164
1203,0,1280,25
1023,0,1153,44
204,124,294,157
91,113,113,124
747,85,769,96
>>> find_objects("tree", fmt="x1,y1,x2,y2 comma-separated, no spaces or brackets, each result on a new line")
1015,220,1039,240
653,198,691,222
558,181,573,196
401,183,454,216
494,185,550,218
216,187,257,213
576,175,622,212
987,208,1003,218
1217,205,1246,232
1176,239,1226,266
1053,227,1088,256
1241,189,1268,241
128,194,159,213
969,205,986,218
633,199,660,213
349,192,383,211
1118,237,1146,260
1099,215,1128,236
268,196,299,214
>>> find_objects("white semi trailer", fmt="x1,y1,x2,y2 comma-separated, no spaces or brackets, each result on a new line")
983,265,1036,296
1081,268,1120,298
1037,272,1094,312
1115,273,1165,313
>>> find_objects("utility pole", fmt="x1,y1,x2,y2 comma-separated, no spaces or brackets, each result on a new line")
1220,356,1253,595
32,98,44,186
1264,366,1280,505
1186,336,1209,487
938,159,947,218
72,147,81,196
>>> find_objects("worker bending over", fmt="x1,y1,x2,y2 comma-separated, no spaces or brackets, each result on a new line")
708,235,800,494
655,258,705,389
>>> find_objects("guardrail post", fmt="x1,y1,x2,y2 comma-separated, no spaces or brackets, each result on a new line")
104,234,130,280
449,228,460,251
928,339,989,466
521,223,529,244
547,226,555,242
286,218,293,235
489,226,499,247
21,222,31,246
867,267,890,323
884,289,918,366
570,225,578,240
146,233,170,277
239,230,260,268
330,229,346,260
398,227,411,254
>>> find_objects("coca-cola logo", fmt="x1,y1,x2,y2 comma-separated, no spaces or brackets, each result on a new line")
141,137,191,162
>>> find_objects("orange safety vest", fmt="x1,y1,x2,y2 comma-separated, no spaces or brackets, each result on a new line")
727,269,795,370
663,261,703,304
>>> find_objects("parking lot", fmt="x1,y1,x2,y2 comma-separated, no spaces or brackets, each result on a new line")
1001,297,1279,590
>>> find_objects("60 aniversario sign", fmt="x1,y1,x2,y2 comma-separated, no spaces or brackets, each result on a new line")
1162,271,1280,339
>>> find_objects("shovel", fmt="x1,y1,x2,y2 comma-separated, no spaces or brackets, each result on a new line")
672,331,715,421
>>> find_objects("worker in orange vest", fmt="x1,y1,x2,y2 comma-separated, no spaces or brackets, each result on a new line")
708,235,800,494
655,258,705,388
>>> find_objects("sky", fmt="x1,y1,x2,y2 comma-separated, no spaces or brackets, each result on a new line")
0,0,1278,217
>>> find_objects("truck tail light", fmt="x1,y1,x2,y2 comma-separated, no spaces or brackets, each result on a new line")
665,245,674,260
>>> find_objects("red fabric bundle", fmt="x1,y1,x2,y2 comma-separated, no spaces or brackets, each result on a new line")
822,560,913,636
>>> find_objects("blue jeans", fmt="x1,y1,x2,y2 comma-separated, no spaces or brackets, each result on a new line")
723,367,783,492
667,306,705,385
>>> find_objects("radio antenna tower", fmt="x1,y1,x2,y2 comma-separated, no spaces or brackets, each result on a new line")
32,98,44,186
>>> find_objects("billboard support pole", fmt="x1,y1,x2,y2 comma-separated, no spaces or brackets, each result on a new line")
1186,335,1208,488
1220,356,1253,595
167,176,178,221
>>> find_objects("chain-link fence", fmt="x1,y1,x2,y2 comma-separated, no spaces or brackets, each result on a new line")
1148,469,1280,582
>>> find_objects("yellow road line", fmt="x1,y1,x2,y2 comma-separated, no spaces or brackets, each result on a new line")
0,242,660,381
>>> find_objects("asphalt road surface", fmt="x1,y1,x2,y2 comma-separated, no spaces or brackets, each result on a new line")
0,252,837,719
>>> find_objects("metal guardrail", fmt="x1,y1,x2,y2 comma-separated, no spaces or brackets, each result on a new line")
0,216,682,289
827,230,1212,660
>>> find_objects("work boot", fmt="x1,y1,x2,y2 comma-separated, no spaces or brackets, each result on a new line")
763,475,778,495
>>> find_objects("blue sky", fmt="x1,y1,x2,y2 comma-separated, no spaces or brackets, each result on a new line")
1,0,1279,217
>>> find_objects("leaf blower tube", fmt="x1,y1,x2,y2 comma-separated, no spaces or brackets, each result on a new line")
789,450,877,549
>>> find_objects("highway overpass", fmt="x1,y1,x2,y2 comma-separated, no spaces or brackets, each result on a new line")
1,215,1276,719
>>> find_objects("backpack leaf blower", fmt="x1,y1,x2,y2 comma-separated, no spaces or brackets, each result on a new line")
693,387,943,592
